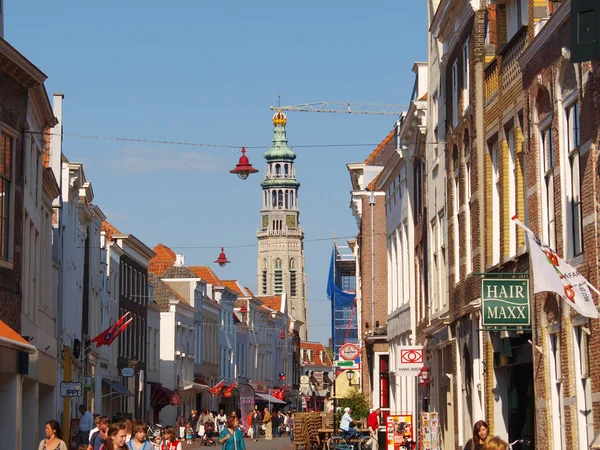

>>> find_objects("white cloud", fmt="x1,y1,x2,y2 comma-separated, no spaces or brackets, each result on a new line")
108,146,224,173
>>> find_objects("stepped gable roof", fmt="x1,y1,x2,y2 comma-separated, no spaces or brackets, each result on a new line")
364,127,396,166
256,295,282,312
188,266,221,285
149,243,176,275
148,273,189,311
101,220,121,241
162,264,197,279
300,341,332,366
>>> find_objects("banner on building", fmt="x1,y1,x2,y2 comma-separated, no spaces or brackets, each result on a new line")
238,383,255,433
420,412,440,450
513,216,599,319
387,415,413,450
481,278,530,326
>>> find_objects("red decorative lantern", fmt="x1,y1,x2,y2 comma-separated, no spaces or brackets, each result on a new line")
418,365,431,388
239,303,248,314
214,248,230,267
280,330,286,339
229,147,259,180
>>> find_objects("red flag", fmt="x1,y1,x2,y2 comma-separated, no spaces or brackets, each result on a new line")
208,379,226,396
91,312,132,348
222,382,237,398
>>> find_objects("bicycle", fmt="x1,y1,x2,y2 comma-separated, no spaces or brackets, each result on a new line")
509,439,531,449
146,423,163,443
326,429,379,450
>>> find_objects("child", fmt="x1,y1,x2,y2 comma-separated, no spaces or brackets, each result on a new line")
160,426,182,450
185,422,194,445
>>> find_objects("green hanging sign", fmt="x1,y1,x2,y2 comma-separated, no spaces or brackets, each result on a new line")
481,278,531,326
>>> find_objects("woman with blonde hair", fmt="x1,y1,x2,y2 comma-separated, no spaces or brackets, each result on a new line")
482,436,509,450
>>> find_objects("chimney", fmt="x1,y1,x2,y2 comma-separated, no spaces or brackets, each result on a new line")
50,93,64,197
175,253,185,266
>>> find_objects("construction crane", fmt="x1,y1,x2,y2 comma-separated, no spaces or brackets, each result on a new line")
270,101,406,116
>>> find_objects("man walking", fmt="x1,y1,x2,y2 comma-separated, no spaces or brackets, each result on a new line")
78,405,94,446
367,407,381,450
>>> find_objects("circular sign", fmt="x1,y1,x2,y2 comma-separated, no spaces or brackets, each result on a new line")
339,343,360,361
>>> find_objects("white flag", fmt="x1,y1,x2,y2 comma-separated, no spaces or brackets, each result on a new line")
522,226,598,319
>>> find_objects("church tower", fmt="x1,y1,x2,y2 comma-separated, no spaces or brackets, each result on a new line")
257,110,308,340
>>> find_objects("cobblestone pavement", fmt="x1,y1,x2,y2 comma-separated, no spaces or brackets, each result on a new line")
181,435,294,450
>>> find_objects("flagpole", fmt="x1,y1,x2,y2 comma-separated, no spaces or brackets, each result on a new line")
513,215,600,308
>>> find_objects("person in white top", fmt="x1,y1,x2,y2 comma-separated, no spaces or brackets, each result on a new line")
217,410,227,432
89,415,101,442
340,407,357,438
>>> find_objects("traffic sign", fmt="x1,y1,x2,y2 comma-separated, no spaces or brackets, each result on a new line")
60,382,83,397
121,367,135,377
339,343,360,361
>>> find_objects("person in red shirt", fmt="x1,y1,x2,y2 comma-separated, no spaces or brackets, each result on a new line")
367,407,381,441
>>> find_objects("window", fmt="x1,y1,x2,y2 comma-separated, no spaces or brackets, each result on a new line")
272,190,276,209
438,212,447,308
275,164,281,176
285,190,289,209
452,61,459,126
284,164,289,176
548,332,565,449
290,259,297,297
507,0,528,40
278,190,283,208
507,127,517,257
274,258,282,294
574,326,594,447
464,133,472,274
262,259,268,295
563,101,583,258
539,126,556,249
462,38,470,112
0,132,13,261
454,168,460,284
432,91,439,146
490,142,500,265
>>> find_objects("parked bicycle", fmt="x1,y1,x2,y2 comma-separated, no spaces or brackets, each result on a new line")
326,430,379,450
147,423,163,443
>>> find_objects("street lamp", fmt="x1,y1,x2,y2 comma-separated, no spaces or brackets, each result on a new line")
346,370,356,386
214,248,231,267
418,365,431,388
229,147,259,180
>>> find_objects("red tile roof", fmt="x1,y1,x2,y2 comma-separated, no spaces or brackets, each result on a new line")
101,220,122,241
245,287,255,296
366,173,381,191
364,128,396,166
221,280,244,296
300,341,332,366
257,295,282,312
188,266,221,285
149,243,177,275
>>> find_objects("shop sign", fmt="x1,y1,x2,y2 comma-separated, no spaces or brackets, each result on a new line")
60,382,83,397
397,346,423,376
339,343,360,361
482,278,530,326
386,415,413,450
121,367,135,377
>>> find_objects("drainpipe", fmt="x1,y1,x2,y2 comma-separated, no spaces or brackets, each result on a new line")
369,192,376,336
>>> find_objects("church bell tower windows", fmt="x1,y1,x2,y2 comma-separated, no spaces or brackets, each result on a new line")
290,259,297,297
262,259,268,295
274,258,283,294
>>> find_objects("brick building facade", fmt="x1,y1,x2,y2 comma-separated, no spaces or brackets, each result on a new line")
519,1,600,448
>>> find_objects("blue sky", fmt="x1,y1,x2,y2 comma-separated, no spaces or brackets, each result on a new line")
7,1,426,343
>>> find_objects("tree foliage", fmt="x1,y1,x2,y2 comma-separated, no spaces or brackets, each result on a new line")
337,387,370,421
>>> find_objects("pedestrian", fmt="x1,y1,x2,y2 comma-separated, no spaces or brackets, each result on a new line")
251,408,261,441
89,415,101,442
287,413,294,443
103,421,129,450
272,409,280,437
217,409,227,432
160,426,182,450
39,420,68,450
463,420,489,450
79,405,95,446
123,419,133,443
482,437,509,450
263,407,272,440
196,409,208,439
218,416,246,450
88,416,110,450
176,414,185,440
127,422,149,450
340,407,357,438
189,410,199,439
367,407,380,438
185,423,194,445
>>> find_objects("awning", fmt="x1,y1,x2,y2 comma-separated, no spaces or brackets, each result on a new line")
150,385,181,409
180,380,210,393
0,319,36,354
255,393,286,404
102,378,133,397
